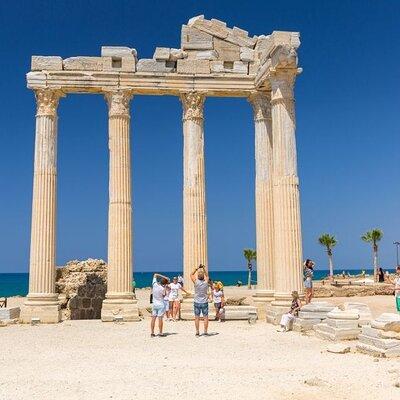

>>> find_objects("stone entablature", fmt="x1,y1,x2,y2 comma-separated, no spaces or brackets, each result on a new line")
28,15,301,94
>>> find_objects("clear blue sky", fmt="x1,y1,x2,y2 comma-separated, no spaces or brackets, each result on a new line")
0,0,399,273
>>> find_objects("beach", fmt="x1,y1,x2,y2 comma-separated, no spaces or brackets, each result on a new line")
2,289,400,400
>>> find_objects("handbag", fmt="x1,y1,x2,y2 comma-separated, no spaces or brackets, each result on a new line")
396,296,400,312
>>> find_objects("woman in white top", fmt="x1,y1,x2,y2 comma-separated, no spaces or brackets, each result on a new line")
168,276,189,321
212,281,225,321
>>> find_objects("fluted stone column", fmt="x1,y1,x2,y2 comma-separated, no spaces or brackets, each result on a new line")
249,92,275,316
270,70,303,307
21,89,63,324
180,92,208,319
101,91,139,322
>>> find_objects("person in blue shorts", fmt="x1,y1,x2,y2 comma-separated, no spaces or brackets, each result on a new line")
190,264,210,336
150,273,170,337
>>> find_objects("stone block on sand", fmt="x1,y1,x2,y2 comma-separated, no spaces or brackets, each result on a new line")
327,343,351,354
0,307,20,320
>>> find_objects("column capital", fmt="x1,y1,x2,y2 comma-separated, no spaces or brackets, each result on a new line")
180,92,205,122
248,91,271,122
105,91,133,117
269,69,297,104
35,89,64,117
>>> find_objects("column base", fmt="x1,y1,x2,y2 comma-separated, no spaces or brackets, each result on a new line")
253,290,274,321
271,290,304,307
101,298,140,322
265,304,289,325
20,295,61,324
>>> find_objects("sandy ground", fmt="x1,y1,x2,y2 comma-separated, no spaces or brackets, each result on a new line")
2,291,400,400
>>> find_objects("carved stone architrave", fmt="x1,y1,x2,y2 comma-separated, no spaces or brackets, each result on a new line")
35,89,64,117
248,91,271,122
104,91,133,117
180,92,205,122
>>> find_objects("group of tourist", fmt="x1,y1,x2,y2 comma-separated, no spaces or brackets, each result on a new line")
150,265,225,337
150,259,400,336
277,261,400,332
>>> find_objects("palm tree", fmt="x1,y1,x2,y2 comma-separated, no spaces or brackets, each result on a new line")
361,229,383,282
318,234,337,280
243,248,257,289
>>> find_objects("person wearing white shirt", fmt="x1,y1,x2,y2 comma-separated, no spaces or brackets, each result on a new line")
150,273,170,337
168,276,189,321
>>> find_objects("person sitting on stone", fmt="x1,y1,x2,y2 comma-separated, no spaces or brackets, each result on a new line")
277,291,302,332
150,273,170,337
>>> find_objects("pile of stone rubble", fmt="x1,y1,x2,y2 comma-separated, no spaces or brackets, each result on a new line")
31,15,299,82
357,313,400,358
312,302,373,341
293,301,335,332
56,259,107,320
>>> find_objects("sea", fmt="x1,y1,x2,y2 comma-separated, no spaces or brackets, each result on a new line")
0,268,382,298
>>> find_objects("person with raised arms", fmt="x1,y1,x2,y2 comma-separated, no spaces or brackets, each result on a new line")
190,264,210,337
150,273,170,337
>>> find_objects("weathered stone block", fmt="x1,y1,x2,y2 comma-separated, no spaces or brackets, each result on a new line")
240,47,255,62
358,334,400,350
298,311,329,320
327,308,359,320
224,305,257,320
327,319,359,329
190,18,229,39
181,25,213,50
233,26,249,37
210,61,224,73
301,302,335,313
136,59,175,73
327,343,351,354
20,304,61,324
357,342,400,358
169,48,188,61
371,313,400,330
31,56,63,71
314,322,360,341
293,318,321,332
101,46,137,58
188,50,218,60
177,59,210,74
232,61,248,74
63,57,105,71
153,47,170,60
0,307,20,320
102,55,136,72
248,60,260,75
225,33,256,48
214,38,240,61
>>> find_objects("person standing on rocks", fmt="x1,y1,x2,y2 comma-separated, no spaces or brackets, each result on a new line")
190,265,210,336
150,273,170,337
303,259,315,304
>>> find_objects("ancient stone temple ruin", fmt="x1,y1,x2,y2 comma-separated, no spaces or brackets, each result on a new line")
21,16,304,323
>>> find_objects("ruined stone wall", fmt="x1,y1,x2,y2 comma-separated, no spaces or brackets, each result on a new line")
56,259,107,320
